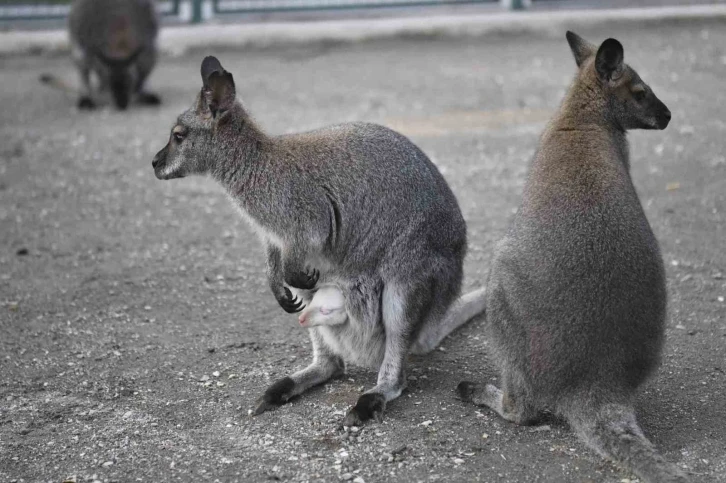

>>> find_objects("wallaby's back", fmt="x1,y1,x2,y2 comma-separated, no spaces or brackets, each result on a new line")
69,0,156,61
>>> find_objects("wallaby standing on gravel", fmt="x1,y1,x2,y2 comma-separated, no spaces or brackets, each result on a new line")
152,56,487,425
457,32,685,483
68,0,160,109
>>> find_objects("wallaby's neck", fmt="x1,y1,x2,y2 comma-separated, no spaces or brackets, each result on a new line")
547,79,630,170
209,114,286,229
210,114,269,189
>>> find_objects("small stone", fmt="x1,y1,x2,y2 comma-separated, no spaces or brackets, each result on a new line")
531,425,551,432
200,375,210,382
122,410,133,419
102,461,113,467
341,473,354,481
718,296,724,303
712,272,724,280
666,182,679,191
679,274,692,283
212,371,221,377
352,477,365,483
453,458,465,464
482,433,489,439
420,420,433,427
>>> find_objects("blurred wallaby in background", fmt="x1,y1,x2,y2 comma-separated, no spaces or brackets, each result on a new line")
457,32,685,483
152,56,487,426
67,0,160,109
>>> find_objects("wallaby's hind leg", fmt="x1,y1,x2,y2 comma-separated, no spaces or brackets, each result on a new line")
410,287,486,355
135,48,161,106
71,45,96,109
253,329,344,415
458,370,540,426
76,62,95,109
343,280,434,426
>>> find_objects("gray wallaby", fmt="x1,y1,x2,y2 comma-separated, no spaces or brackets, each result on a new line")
152,56,487,425
457,31,684,482
68,0,160,110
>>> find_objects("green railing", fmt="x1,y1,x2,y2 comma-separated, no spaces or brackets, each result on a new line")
0,0,528,24
212,0,497,16
0,0,180,21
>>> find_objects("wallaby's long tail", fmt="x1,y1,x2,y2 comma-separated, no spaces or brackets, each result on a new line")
39,73,80,95
410,287,486,354
568,404,689,483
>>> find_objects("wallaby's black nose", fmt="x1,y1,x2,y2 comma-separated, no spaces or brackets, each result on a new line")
152,156,160,169
657,108,671,129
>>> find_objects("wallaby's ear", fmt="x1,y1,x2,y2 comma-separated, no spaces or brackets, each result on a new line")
200,55,236,118
566,31,596,68
595,38,624,81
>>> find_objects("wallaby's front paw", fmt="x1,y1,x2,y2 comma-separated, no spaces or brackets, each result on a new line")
276,287,305,314
252,377,296,415
77,96,96,110
138,91,161,106
285,267,319,290
342,393,385,427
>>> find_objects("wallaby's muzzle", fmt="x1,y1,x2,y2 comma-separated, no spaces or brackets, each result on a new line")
152,144,170,179
655,104,671,130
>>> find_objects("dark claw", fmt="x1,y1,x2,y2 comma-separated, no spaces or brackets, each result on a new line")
252,377,296,415
342,393,385,427
77,96,96,110
286,267,320,290
278,287,304,314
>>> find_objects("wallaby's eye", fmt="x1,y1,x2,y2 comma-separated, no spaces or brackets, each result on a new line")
632,89,646,103
172,126,187,143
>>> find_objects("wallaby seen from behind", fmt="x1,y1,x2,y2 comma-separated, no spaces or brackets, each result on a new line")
68,0,160,110
152,56,487,425
457,32,685,482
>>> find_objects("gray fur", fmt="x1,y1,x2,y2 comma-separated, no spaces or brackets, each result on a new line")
152,56,487,425
458,32,685,482
68,0,160,110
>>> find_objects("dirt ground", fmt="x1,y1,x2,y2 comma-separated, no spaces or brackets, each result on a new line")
1,19,725,483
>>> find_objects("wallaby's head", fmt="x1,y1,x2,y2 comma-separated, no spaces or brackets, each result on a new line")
153,56,243,180
565,31,671,130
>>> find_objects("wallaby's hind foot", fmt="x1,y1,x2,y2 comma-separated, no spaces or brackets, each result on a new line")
253,331,345,416
78,96,96,110
138,91,161,106
342,393,386,427
253,377,296,415
457,381,539,425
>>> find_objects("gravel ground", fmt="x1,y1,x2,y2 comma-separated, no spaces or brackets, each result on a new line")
1,19,725,483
